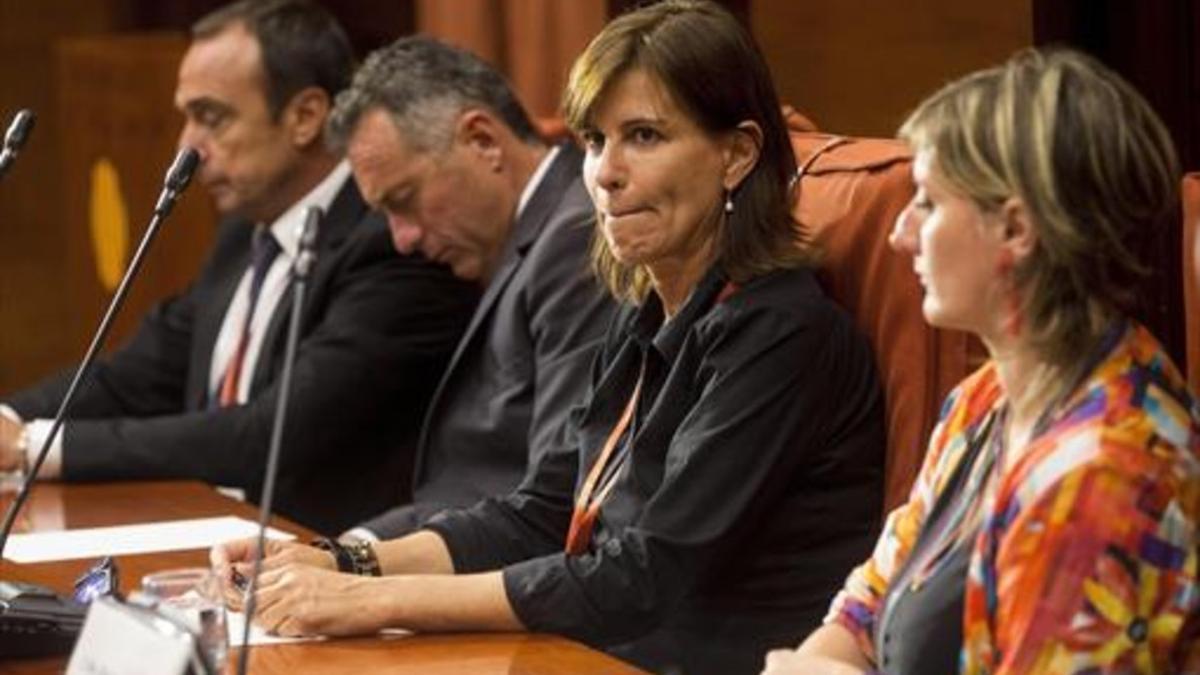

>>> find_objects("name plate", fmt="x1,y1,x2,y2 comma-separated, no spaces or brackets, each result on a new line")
66,596,207,675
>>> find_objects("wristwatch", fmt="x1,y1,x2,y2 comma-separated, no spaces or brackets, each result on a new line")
310,537,381,576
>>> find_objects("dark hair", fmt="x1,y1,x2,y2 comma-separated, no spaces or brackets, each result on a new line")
900,48,1180,369
564,0,809,302
192,0,354,118
326,36,539,154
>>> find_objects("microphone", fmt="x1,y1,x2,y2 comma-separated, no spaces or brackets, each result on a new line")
0,109,36,180
235,205,322,675
154,146,201,216
0,147,202,658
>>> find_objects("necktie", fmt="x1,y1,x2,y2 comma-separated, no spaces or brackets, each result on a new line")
216,227,282,407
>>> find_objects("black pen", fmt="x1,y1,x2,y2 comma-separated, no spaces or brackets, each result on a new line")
231,567,249,592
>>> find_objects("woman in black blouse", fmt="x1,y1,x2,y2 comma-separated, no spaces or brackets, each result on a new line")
212,2,884,673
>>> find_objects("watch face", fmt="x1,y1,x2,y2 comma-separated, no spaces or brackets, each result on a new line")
74,556,119,604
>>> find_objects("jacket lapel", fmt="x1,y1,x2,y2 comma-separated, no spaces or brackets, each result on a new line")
249,176,366,395
415,143,585,459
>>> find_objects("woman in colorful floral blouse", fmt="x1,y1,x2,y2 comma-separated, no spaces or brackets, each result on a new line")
762,48,1200,675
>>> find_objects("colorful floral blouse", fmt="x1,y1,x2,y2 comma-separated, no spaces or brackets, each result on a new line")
827,322,1200,673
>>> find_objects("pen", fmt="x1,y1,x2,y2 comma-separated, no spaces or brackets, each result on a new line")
231,567,249,592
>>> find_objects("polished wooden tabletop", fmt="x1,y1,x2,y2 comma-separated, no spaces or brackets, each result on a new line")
0,481,647,674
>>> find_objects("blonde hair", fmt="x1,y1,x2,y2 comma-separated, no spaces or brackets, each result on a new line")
900,48,1179,369
563,0,810,303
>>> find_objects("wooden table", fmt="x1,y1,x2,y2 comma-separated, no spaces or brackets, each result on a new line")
0,481,647,674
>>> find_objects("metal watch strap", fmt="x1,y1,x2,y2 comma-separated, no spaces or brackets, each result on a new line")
343,540,381,576
310,537,380,576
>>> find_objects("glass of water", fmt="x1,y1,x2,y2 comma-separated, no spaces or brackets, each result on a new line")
141,567,229,672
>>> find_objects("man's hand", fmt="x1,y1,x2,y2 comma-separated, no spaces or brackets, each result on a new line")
210,537,336,610
0,415,24,472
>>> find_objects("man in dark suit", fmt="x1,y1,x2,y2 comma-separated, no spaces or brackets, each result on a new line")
323,36,615,541
0,0,478,535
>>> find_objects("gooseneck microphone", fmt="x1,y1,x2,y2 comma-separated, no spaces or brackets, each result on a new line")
0,146,201,560
235,205,322,675
0,109,36,180
0,147,200,658
155,147,201,217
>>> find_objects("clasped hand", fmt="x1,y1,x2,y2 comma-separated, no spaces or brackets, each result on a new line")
210,538,385,637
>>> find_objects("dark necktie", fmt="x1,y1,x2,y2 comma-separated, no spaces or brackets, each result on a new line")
216,227,282,407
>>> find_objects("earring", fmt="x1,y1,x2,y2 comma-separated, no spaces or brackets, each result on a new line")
724,189,734,214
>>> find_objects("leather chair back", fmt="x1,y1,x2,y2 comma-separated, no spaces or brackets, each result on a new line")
786,109,981,511
1183,173,1200,391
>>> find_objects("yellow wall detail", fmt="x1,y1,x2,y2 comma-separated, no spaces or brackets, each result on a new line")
88,157,130,292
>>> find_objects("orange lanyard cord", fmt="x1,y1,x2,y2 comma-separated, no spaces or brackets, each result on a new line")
565,366,644,554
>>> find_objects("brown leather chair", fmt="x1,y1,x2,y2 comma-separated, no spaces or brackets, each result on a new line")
785,109,980,512
535,117,570,143
1183,173,1200,392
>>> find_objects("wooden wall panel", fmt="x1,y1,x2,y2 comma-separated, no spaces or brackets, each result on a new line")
504,0,609,117
0,0,138,392
752,0,1033,138
56,34,218,371
113,0,416,59
416,0,606,117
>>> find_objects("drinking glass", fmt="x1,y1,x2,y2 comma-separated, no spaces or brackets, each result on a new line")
141,567,229,673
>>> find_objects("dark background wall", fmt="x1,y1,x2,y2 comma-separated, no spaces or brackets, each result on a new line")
1033,0,1200,373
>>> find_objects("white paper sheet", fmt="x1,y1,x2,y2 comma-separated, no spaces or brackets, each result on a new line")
4,516,295,563
226,609,324,647
225,611,411,647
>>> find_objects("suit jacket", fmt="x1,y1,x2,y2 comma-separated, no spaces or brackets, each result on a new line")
360,144,614,538
7,178,480,534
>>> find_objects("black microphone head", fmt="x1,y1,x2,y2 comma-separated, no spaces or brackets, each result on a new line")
3,109,34,153
164,147,200,193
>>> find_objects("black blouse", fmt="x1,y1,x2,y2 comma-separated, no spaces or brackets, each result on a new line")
425,266,886,675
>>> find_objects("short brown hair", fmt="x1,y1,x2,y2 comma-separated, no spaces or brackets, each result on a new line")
564,0,809,303
900,48,1180,369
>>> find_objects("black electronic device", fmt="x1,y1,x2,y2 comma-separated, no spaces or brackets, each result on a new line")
0,581,86,657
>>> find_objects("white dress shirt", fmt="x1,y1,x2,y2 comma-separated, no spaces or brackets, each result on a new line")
3,161,352,480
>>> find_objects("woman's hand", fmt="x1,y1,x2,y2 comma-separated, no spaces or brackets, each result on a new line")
760,648,870,675
251,564,388,637
762,624,874,675
210,537,335,610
